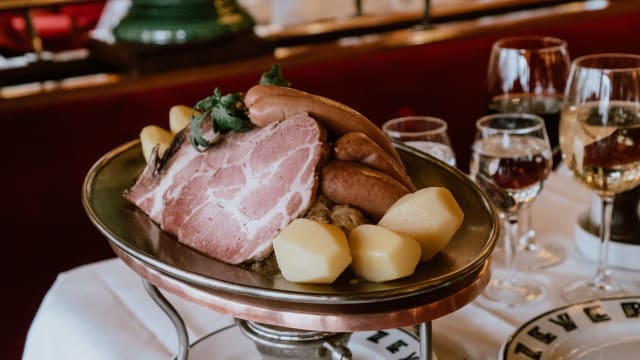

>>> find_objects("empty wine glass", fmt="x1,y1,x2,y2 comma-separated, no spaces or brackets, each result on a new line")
382,116,456,167
470,113,552,306
559,53,640,302
487,35,571,270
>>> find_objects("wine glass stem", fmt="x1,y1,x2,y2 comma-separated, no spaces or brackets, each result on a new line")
503,214,520,281
595,195,614,283
519,208,537,250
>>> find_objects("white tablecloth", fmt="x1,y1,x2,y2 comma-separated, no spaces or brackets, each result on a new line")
22,169,640,360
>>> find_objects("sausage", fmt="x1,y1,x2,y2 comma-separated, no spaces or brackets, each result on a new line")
333,132,416,192
245,85,404,165
244,83,299,108
320,160,410,221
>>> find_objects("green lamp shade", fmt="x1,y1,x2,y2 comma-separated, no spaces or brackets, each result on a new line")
114,0,255,45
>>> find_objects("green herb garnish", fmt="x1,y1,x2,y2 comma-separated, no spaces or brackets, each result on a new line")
190,88,252,152
259,64,291,87
189,64,291,151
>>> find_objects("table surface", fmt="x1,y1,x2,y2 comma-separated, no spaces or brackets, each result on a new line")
21,166,640,360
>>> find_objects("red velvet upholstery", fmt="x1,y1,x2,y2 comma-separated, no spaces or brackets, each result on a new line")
2,9,640,358
0,2,104,54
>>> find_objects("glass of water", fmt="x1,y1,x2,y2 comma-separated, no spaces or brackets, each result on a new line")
382,116,456,167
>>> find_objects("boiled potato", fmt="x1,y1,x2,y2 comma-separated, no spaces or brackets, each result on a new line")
169,105,192,133
378,187,463,262
348,224,421,282
272,218,352,284
140,125,173,162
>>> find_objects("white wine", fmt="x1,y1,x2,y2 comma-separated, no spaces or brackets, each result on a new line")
560,101,640,194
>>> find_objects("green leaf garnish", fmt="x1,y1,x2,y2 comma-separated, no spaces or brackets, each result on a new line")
189,112,211,149
259,64,291,87
189,88,252,152
189,65,291,151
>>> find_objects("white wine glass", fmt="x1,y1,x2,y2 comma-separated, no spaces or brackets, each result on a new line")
559,53,640,302
382,116,456,167
487,35,571,270
470,113,552,306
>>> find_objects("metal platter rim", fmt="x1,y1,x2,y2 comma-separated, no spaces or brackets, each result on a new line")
82,140,499,305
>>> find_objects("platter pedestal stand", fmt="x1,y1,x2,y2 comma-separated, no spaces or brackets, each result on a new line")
118,245,489,360
237,321,353,360
142,278,442,360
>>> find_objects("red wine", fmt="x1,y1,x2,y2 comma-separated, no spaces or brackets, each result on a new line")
491,154,551,189
471,136,552,213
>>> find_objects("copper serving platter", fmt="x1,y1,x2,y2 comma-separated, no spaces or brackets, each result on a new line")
115,244,491,331
82,140,498,305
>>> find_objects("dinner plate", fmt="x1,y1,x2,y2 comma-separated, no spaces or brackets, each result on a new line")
187,325,426,360
83,140,498,304
501,296,640,360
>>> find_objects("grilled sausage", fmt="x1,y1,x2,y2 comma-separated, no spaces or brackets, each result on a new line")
333,132,416,191
245,85,404,166
320,160,410,221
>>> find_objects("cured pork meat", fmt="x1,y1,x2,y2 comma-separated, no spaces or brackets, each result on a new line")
125,113,328,264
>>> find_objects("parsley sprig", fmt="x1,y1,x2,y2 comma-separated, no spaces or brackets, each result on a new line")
260,64,291,87
189,64,290,152
189,88,252,152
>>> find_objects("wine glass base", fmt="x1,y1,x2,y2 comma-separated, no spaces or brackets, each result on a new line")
518,242,566,270
562,278,631,303
491,241,565,271
482,276,545,307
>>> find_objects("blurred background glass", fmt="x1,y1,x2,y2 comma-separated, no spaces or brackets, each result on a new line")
383,115,457,167
486,35,570,270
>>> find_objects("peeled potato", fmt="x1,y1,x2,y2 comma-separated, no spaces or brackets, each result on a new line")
140,125,173,162
349,224,421,282
272,218,352,284
378,187,463,262
169,105,192,134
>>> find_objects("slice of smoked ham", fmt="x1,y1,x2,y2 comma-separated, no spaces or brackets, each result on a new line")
125,113,328,264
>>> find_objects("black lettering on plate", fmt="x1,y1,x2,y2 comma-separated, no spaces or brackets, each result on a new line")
399,351,420,360
584,305,611,323
621,302,640,318
367,330,389,344
514,343,542,360
386,340,408,354
527,326,557,344
548,312,578,332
